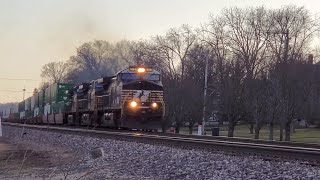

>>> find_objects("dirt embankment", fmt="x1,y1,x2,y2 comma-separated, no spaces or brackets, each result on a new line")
0,137,81,179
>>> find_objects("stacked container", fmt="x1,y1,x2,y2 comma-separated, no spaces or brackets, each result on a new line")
31,95,36,110
31,92,40,118
38,90,44,115
18,100,24,119
34,92,39,108
18,101,25,112
44,86,51,116
24,97,32,118
50,83,73,113
42,83,73,124
45,87,51,105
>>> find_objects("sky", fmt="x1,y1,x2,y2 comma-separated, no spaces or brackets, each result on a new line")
0,0,319,103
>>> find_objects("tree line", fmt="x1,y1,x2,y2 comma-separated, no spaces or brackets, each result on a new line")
41,5,320,141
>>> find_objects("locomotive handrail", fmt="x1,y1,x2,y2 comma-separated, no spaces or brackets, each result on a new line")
121,92,131,105
154,92,165,116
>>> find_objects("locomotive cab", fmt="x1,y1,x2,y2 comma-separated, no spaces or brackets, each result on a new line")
109,66,164,130
72,83,90,112
88,76,113,110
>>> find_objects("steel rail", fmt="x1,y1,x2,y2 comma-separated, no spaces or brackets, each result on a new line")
2,122,320,164
143,130,320,149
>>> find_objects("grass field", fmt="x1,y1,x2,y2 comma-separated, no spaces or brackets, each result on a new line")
218,125,320,144
181,125,320,144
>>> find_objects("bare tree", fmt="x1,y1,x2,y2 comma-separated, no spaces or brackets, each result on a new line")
183,44,212,134
74,40,113,76
266,76,282,140
65,40,128,84
223,7,273,137
222,7,272,80
155,24,198,81
251,76,270,139
203,7,272,137
153,25,199,132
267,6,318,141
38,81,50,91
41,61,68,83
113,40,134,65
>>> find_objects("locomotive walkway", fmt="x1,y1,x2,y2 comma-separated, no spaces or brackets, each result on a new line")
2,122,320,165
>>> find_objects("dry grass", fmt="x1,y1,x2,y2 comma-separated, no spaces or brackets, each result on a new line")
180,125,320,144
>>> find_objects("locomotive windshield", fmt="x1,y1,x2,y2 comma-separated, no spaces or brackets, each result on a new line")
121,73,160,81
95,83,104,90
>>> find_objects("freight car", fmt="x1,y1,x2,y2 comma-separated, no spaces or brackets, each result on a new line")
0,103,19,122
13,66,164,131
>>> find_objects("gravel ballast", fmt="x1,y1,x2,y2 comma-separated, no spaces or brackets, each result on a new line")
1,125,320,180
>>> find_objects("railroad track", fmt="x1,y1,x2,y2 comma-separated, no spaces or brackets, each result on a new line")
2,122,320,165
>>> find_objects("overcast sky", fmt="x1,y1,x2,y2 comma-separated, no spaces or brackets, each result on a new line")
0,0,319,103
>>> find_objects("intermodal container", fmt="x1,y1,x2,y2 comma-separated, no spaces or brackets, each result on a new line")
31,95,36,110
13,103,19,113
35,92,39,108
45,87,51,104
50,83,73,103
52,101,72,113
18,101,25,112
38,106,44,116
25,97,31,111
25,110,32,118
38,90,44,107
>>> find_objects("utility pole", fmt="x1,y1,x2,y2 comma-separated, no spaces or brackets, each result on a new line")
279,29,289,141
22,80,26,101
22,88,26,101
198,55,208,135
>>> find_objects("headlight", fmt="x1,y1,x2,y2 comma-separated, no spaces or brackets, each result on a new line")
130,101,137,108
137,67,146,73
151,102,158,108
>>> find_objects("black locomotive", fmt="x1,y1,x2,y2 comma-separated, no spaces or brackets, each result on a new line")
9,66,164,131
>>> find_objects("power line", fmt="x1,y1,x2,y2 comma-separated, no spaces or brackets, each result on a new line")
0,93,24,103
0,78,40,81
0,90,33,93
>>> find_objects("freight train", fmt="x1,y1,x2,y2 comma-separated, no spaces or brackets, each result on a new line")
2,66,164,131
